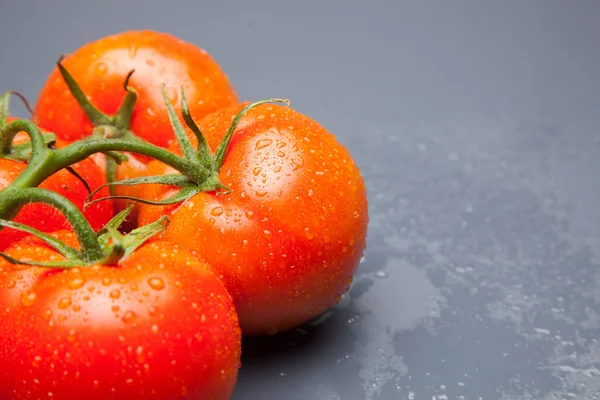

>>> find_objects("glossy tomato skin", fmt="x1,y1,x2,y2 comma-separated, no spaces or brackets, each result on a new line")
138,103,369,335
34,30,239,216
0,122,113,249
35,30,239,148
0,233,241,400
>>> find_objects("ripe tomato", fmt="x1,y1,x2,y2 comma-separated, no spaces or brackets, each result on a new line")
138,102,369,335
0,120,113,249
0,232,241,400
34,30,239,216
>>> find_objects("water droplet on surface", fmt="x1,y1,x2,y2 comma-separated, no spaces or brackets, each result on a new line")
7,280,15,288
148,277,165,291
58,297,72,309
66,329,77,342
210,206,223,217
109,289,121,299
375,271,388,278
68,277,86,290
255,139,273,150
151,324,159,334
145,58,155,67
21,291,37,307
255,190,268,197
102,278,111,286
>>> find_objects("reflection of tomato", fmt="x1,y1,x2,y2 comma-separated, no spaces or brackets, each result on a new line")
0,119,113,249
138,102,369,335
0,232,241,399
34,30,239,215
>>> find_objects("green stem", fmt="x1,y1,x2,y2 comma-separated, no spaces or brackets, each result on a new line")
1,119,48,158
54,138,207,181
0,187,103,261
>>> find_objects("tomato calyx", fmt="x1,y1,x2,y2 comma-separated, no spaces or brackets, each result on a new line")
84,92,290,207
0,202,167,268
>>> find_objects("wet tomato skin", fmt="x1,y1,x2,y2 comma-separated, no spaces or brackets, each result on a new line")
34,30,239,216
0,233,241,400
35,30,238,148
138,102,369,335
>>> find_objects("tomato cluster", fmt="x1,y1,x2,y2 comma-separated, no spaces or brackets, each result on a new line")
0,30,368,399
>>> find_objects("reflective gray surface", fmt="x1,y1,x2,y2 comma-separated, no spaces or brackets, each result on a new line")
2,1,600,399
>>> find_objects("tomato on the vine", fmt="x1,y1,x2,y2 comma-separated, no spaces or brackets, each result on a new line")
0,232,241,400
0,119,113,249
138,102,369,335
34,30,239,215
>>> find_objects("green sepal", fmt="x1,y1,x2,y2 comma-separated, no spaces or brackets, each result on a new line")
0,253,85,269
180,88,211,168
57,57,111,126
161,85,196,161
85,174,193,207
87,184,201,207
0,219,81,259
96,203,135,237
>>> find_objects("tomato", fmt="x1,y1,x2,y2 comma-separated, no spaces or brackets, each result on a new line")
0,232,241,399
0,119,113,250
34,30,239,216
138,102,369,335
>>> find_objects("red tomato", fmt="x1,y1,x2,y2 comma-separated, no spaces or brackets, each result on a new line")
0,120,113,250
138,102,369,335
0,232,241,399
34,30,239,217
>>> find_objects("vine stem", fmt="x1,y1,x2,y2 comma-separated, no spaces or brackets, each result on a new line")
0,187,103,261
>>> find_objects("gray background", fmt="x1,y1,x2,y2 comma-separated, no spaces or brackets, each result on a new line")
2,1,600,399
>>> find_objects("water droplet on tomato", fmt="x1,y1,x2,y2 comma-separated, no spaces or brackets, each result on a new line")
276,142,287,148
210,206,224,216
109,289,121,299
66,329,77,342
255,139,273,150
151,324,159,334
32,355,42,367
255,190,268,197
112,305,120,312
145,58,155,67
6,280,15,288
147,277,165,291
122,310,137,324
67,277,86,290
148,306,157,316
245,211,254,219
292,156,304,170
135,346,146,363
95,62,108,74
57,297,72,310
43,309,53,320
277,151,286,157
101,278,111,286
21,291,37,307
263,230,272,237
252,166,263,176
